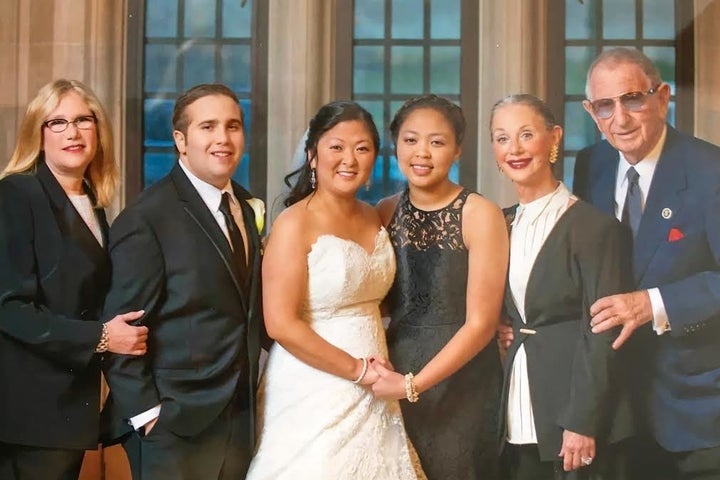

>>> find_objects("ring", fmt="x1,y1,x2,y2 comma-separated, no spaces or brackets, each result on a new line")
581,456,593,466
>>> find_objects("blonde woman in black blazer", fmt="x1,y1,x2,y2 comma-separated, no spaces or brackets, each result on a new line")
0,79,147,480
491,94,635,480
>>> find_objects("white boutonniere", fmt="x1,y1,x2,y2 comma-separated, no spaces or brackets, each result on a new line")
246,198,266,235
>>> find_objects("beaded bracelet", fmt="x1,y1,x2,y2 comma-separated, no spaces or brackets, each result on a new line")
404,372,419,402
352,357,369,384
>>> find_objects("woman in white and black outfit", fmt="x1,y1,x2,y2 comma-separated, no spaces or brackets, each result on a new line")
490,94,635,480
0,79,147,480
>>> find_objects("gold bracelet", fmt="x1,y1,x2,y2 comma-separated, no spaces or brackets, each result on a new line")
404,372,419,403
95,323,109,353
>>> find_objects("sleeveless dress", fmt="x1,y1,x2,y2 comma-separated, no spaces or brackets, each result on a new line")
386,189,503,480
246,228,426,480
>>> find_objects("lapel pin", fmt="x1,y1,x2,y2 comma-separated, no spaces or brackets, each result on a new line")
661,208,672,219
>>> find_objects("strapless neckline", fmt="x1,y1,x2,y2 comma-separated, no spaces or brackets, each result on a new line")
310,227,388,257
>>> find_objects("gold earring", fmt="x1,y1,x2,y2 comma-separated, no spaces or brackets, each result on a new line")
365,179,371,191
549,144,559,164
496,162,503,173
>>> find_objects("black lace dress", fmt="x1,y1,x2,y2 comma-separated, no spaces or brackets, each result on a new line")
386,188,502,480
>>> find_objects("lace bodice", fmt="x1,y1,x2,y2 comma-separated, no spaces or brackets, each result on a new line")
388,189,469,251
386,189,470,328
385,187,502,480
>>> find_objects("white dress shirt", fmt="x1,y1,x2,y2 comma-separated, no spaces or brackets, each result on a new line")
507,182,573,444
613,127,671,335
129,159,247,430
179,159,248,259
68,194,103,246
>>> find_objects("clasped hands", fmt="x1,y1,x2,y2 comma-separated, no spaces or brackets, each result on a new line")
354,356,408,401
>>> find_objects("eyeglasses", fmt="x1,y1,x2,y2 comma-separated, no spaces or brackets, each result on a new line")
43,115,97,133
586,85,661,119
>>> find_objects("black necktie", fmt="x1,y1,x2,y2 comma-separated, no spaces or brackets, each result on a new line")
622,166,642,237
219,192,248,278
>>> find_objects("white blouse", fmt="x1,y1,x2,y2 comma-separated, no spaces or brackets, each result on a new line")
506,182,574,444
69,194,103,246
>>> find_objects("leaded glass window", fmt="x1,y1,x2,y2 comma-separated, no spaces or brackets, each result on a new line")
551,0,689,188
342,0,477,203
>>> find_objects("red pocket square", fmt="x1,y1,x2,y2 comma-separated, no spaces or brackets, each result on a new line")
668,227,684,242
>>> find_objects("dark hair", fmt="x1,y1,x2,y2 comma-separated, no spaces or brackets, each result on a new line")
389,94,466,146
172,83,242,136
489,94,557,140
283,101,380,207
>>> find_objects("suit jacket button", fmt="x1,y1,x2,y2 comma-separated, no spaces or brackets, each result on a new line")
79,309,89,319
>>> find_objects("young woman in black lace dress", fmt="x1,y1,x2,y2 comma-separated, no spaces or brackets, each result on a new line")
373,94,508,480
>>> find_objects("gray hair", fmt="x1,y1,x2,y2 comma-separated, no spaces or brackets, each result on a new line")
489,94,557,140
585,47,662,99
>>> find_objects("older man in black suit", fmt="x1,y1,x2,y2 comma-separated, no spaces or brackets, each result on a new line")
101,84,264,480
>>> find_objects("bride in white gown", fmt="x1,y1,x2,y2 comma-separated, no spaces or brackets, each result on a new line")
246,101,424,480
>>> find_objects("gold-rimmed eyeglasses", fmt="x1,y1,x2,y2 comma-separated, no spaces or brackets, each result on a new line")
43,115,97,133
586,85,661,119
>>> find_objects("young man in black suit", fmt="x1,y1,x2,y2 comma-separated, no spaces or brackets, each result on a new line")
101,84,264,480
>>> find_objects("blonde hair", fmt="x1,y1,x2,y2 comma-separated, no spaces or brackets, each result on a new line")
2,79,118,207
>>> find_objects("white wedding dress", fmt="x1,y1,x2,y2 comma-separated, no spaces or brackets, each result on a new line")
246,228,425,480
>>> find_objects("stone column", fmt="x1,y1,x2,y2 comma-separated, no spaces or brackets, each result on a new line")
476,0,548,207
0,0,126,215
266,0,335,221
695,0,720,146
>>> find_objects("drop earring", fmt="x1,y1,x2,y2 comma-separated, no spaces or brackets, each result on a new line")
549,144,559,164
310,168,317,190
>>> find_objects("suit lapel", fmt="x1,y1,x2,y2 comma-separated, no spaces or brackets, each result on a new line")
522,201,582,324
591,144,619,217
633,127,687,282
233,184,261,281
233,183,262,353
170,164,249,312
36,161,108,268
232,183,263,437
505,203,578,330
502,205,523,324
